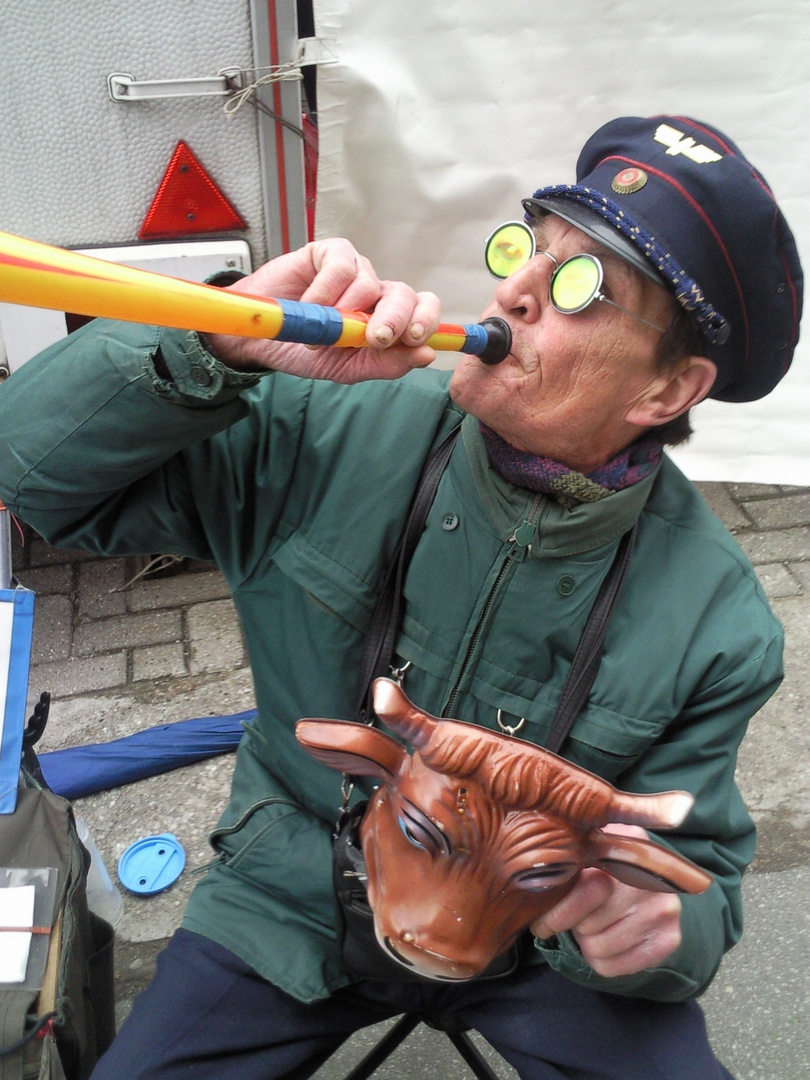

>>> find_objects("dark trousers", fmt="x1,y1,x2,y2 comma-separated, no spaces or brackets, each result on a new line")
91,929,734,1080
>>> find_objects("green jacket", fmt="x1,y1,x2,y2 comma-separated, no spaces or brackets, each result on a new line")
0,321,782,1005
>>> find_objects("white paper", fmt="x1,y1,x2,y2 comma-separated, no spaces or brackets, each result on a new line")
0,884,35,982
314,0,810,483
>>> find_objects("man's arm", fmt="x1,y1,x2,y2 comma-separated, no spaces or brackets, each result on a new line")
0,239,440,553
203,238,441,382
529,623,781,1002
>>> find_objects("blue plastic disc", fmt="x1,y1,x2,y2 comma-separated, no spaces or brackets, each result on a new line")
117,834,186,895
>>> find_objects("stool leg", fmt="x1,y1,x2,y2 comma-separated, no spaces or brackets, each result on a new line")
447,1031,503,1080
342,1013,422,1080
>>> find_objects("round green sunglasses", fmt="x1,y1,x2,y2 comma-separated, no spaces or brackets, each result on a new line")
484,221,667,334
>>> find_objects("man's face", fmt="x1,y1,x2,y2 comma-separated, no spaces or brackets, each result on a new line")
449,215,676,472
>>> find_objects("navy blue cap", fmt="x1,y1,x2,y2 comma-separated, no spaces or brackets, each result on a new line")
523,116,803,401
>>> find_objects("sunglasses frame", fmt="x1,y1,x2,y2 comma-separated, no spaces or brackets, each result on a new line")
484,221,668,334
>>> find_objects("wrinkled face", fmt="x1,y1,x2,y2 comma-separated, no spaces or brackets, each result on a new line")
360,754,584,981
449,215,675,472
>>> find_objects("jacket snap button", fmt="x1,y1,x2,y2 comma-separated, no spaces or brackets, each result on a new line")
190,365,212,386
557,575,575,596
441,513,460,531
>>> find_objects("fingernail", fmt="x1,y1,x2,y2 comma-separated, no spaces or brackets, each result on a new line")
409,322,426,342
373,325,394,347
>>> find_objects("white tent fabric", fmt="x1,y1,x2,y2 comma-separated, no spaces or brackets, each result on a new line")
312,0,809,483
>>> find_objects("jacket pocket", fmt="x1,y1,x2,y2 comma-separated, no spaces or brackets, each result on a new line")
271,531,379,634
210,795,336,922
454,677,664,785
211,795,301,869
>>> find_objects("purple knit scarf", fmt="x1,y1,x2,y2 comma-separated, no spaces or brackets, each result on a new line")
479,422,663,507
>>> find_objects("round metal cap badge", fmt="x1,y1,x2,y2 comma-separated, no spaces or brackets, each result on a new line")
611,168,648,195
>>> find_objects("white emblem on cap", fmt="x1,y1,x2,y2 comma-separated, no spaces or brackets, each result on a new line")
654,124,723,164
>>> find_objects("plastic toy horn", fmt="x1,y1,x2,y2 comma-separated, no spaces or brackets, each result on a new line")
0,230,511,364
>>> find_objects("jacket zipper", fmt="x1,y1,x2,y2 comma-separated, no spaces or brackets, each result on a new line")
441,495,544,718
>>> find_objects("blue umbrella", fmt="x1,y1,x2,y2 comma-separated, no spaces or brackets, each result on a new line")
39,710,255,800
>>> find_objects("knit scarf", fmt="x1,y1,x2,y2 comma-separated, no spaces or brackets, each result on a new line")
479,422,663,507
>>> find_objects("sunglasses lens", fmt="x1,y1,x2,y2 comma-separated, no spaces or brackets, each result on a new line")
551,255,601,314
485,222,535,279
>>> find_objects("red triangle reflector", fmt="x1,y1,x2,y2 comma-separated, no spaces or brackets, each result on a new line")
139,141,246,240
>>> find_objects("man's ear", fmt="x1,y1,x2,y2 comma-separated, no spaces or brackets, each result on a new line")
626,357,717,429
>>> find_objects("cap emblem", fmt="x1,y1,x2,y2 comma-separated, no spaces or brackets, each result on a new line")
611,167,648,195
654,123,722,164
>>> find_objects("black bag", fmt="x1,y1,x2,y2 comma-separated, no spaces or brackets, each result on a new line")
333,427,637,982
0,767,116,1078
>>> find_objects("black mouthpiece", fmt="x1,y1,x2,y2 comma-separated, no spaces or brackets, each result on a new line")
477,317,511,365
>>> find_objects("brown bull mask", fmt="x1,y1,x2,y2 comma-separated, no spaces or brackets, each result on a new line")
296,678,712,981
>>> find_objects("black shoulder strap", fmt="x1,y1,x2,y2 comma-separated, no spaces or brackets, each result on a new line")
544,522,637,754
356,428,637,749
356,426,461,723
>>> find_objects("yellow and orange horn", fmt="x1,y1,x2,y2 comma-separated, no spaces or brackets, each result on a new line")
0,230,510,362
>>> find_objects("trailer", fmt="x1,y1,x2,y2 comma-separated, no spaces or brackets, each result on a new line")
0,0,319,376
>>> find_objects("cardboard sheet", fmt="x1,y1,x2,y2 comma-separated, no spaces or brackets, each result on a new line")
0,883,35,982
0,868,59,989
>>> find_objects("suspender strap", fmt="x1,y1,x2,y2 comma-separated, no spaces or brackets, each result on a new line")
544,522,637,754
356,426,461,724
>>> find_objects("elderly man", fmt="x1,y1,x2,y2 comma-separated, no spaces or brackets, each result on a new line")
0,115,802,1079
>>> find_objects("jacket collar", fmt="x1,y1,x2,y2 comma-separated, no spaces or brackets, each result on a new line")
459,414,659,558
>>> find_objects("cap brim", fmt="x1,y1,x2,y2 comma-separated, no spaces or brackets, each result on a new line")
523,196,665,288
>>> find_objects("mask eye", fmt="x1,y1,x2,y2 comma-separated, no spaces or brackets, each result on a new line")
485,221,536,279
512,863,577,892
398,816,428,850
396,803,452,855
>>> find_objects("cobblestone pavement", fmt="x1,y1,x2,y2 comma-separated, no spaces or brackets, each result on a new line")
9,480,810,1079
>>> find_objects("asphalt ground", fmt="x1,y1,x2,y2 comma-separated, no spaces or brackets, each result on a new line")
10,478,810,1079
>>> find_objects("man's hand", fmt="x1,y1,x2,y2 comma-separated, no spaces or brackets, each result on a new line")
203,238,441,383
530,825,683,978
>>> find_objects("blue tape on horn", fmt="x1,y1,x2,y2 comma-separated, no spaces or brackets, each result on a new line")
458,323,489,355
273,299,346,346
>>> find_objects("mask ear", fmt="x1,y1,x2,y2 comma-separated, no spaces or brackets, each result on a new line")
295,718,408,781
589,832,713,895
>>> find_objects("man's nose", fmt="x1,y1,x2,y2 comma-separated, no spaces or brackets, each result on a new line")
493,251,556,320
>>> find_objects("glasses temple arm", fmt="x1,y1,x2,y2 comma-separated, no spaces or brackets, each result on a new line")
597,295,668,334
